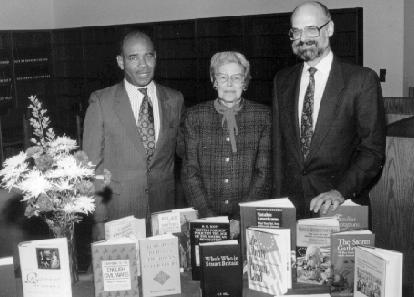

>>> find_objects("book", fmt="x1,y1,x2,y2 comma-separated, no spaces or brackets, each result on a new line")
139,234,181,297
199,240,242,297
296,217,340,285
105,216,146,240
354,246,403,297
331,230,375,296
239,198,296,259
18,237,72,297
105,216,146,276
189,216,230,280
151,207,198,271
91,238,139,297
0,256,17,297
246,227,291,296
320,199,368,231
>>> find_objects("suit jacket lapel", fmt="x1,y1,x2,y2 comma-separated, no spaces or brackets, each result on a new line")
114,82,146,157
151,83,171,161
308,57,345,160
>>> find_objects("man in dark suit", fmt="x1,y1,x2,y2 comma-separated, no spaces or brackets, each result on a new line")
273,1,385,219
83,31,184,238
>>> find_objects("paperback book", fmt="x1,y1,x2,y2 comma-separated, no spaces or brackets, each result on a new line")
331,230,375,296
0,256,17,297
105,216,146,240
246,227,291,296
296,217,340,285
189,216,230,280
18,237,72,297
320,199,368,231
199,240,242,297
354,246,402,297
91,238,139,297
139,234,181,297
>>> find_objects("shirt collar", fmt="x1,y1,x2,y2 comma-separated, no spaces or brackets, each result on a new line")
303,50,333,76
124,79,156,95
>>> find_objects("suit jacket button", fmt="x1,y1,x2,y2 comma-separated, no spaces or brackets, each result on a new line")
145,188,149,193
224,200,229,204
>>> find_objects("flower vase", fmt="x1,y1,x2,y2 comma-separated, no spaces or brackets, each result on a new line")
50,221,79,283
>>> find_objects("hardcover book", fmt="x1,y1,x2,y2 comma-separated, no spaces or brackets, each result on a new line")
0,256,17,297
151,207,198,271
320,199,368,231
296,217,340,285
239,198,296,260
331,230,374,297
139,234,181,297
91,238,139,297
354,246,402,297
105,216,146,240
199,240,242,297
246,227,291,296
189,216,230,280
18,237,72,297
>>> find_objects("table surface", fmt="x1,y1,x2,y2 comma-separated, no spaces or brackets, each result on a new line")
16,271,331,297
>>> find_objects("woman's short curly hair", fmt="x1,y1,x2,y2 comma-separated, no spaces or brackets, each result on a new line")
210,51,251,90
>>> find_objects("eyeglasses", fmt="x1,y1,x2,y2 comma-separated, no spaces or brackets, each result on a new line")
288,20,330,40
215,73,244,85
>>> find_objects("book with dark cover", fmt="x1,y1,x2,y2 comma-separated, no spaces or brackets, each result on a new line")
331,230,374,297
246,227,291,295
296,217,340,285
139,234,181,297
354,246,402,297
199,240,242,297
0,257,17,297
151,207,198,271
91,238,139,297
239,198,296,260
189,216,230,280
320,199,368,231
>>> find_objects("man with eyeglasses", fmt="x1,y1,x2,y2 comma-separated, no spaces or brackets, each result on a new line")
83,30,184,239
272,1,385,219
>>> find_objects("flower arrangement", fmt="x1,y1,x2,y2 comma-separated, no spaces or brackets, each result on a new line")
0,95,102,237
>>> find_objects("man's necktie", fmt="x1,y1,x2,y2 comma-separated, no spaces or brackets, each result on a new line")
137,88,155,162
300,67,317,159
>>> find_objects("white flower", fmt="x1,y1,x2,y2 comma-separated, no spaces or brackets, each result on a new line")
47,155,94,180
0,152,29,190
52,180,74,192
48,136,77,155
63,195,95,215
19,170,52,200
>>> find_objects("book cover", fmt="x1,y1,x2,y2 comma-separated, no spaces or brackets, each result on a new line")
139,234,181,297
354,246,403,297
151,207,198,271
0,256,17,297
330,230,374,296
189,216,230,280
105,216,146,240
296,217,340,285
246,227,291,296
239,198,296,260
18,237,72,297
320,199,368,231
199,240,242,297
91,238,139,297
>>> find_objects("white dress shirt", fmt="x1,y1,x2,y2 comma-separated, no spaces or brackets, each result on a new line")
124,79,160,142
298,51,333,129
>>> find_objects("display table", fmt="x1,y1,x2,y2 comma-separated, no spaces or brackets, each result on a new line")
16,271,330,297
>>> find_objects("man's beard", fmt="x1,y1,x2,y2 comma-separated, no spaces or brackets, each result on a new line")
292,40,325,62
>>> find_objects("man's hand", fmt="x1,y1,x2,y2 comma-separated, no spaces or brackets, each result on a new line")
230,219,240,239
310,190,345,214
92,222,105,241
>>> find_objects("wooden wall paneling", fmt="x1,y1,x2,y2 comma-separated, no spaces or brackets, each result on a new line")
370,137,414,296
0,32,14,113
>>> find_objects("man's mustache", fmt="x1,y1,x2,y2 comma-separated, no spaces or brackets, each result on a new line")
297,40,317,47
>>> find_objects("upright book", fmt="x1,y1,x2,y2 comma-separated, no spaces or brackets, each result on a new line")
18,237,72,297
246,227,291,296
105,216,146,240
354,246,402,297
0,256,17,297
139,234,181,297
151,207,198,271
320,199,368,231
199,240,242,297
91,238,139,297
189,216,230,280
296,217,340,285
330,230,375,296
239,198,296,259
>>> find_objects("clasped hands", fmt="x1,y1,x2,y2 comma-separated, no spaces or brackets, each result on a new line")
310,189,345,214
